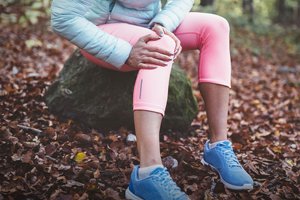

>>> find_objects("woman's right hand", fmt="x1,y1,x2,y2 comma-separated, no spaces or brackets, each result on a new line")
125,34,174,69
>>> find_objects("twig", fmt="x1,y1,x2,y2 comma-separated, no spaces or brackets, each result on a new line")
17,124,43,135
45,155,58,163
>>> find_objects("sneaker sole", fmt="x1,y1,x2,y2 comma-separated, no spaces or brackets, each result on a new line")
125,188,143,200
201,158,253,190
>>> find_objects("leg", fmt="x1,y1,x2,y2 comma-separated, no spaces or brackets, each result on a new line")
133,34,176,167
81,23,189,198
174,13,253,190
198,83,229,142
129,36,189,199
81,23,175,167
174,12,231,142
129,29,176,167
134,111,163,167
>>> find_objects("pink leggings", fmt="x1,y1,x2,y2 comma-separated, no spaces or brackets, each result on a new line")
81,12,231,116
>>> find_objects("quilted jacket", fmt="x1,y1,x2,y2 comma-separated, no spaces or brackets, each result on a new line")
51,0,194,68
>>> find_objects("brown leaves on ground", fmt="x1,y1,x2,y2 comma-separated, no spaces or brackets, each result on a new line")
0,21,299,199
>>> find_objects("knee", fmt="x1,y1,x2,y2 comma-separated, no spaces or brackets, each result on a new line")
148,34,176,53
205,14,230,36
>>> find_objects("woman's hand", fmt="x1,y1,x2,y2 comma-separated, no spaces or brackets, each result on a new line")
126,34,174,69
151,23,182,59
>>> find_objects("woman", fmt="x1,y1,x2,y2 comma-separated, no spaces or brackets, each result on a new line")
51,0,253,199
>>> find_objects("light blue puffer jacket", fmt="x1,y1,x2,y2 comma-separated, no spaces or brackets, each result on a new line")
51,0,194,69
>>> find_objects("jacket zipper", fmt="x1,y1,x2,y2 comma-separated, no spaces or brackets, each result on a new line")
107,0,117,22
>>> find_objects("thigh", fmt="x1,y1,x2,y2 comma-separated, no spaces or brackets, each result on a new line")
99,23,153,45
174,12,217,50
81,23,153,71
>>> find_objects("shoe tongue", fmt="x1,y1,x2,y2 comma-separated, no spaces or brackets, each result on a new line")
149,166,165,175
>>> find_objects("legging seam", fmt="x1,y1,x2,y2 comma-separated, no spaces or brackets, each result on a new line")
134,102,165,110
198,78,231,88
175,32,199,35
133,104,165,116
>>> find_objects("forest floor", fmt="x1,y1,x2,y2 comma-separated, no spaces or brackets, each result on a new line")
0,18,299,200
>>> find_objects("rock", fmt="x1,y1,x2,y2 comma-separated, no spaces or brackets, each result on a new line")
126,133,137,144
74,133,92,145
45,50,198,133
162,156,178,169
277,65,299,74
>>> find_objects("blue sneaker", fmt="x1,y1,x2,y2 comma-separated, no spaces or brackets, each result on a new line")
201,140,253,190
125,165,190,200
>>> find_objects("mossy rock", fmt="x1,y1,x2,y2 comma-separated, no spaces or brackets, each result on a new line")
45,49,198,133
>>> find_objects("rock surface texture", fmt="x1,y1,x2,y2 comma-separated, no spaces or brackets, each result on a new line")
45,50,198,132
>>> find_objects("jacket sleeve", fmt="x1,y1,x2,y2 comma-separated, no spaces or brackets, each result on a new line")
149,0,194,32
51,0,132,69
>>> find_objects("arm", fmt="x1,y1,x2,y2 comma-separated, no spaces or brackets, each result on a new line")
51,0,132,69
149,0,194,32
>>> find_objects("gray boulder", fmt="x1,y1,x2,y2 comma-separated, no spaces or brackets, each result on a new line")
45,50,198,132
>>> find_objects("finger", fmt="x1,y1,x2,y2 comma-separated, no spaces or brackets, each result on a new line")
152,26,165,37
137,63,159,69
174,46,182,59
165,31,181,53
145,45,174,56
144,51,173,62
141,57,169,67
141,34,161,43
175,40,181,53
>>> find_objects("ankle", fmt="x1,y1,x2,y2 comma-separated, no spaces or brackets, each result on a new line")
140,159,162,168
209,136,228,143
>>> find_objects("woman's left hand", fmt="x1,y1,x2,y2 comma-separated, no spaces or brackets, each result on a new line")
152,23,182,59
